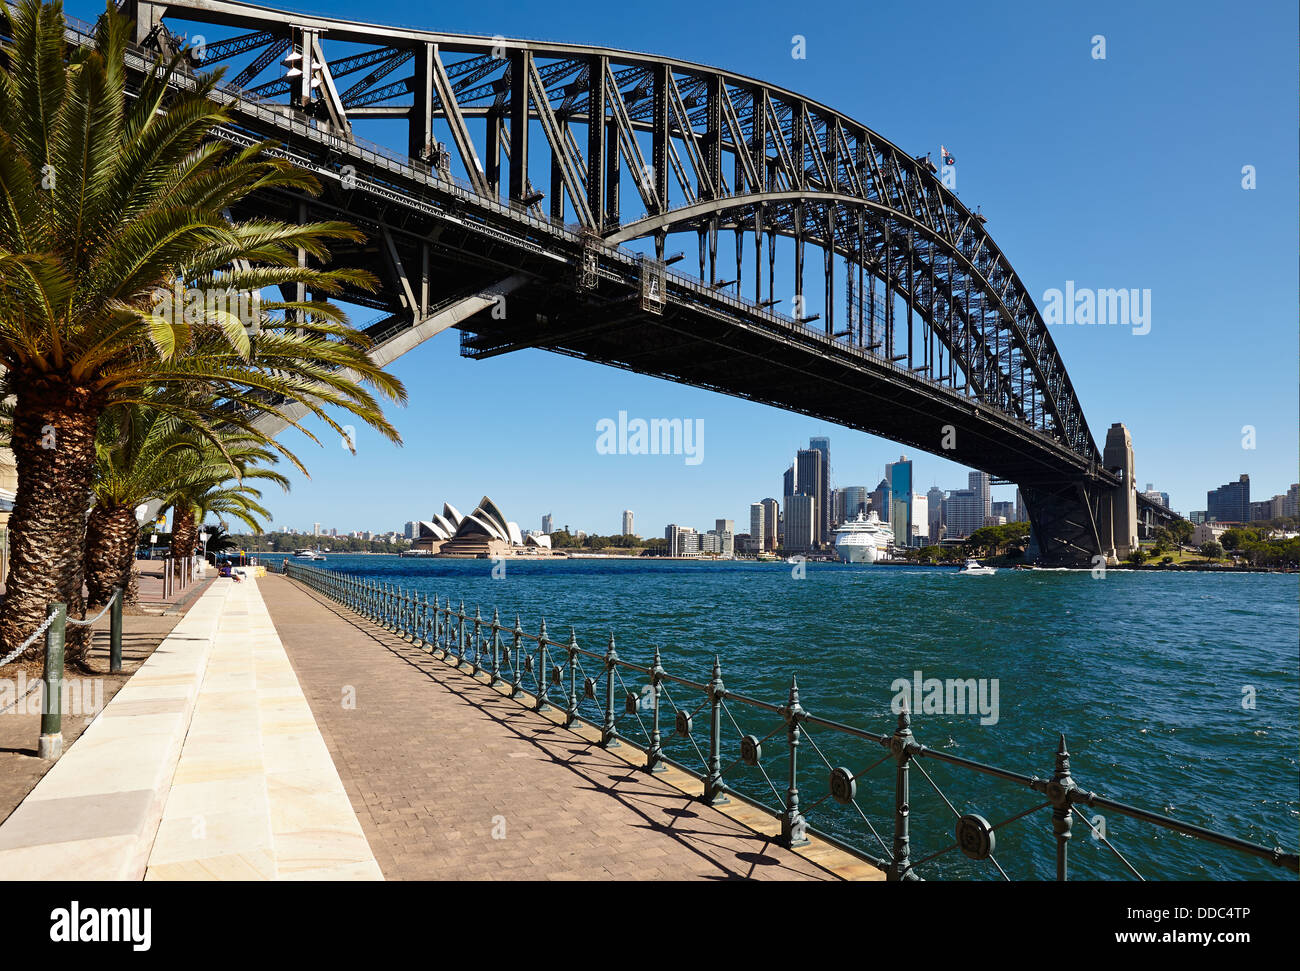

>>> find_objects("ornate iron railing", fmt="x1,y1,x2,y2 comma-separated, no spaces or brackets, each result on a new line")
282,561,1299,881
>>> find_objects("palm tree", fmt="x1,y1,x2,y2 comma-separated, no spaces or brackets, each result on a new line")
0,1,407,657
84,398,287,613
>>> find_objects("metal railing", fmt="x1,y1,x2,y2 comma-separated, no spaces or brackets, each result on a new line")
282,561,1298,881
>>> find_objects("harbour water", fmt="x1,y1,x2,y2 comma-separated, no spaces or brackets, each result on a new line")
307,554,1298,880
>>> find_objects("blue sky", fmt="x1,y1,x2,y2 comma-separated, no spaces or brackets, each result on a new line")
74,0,1298,535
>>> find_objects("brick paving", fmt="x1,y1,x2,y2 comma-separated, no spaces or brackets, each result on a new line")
260,575,836,881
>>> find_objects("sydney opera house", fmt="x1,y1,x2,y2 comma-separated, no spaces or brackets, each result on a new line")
413,497,553,557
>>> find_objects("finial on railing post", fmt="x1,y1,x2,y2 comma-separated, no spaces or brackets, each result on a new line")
885,700,919,880
703,656,728,805
781,675,808,846
535,619,550,711
601,633,619,748
1049,733,1076,881
565,627,579,728
646,646,666,774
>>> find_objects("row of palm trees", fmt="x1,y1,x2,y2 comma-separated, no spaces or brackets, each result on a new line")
1,1,407,667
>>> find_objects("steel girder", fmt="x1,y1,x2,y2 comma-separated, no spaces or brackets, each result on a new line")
125,0,1100,466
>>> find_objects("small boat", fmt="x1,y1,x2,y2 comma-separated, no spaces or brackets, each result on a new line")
958,557,997,576
294,548,326,560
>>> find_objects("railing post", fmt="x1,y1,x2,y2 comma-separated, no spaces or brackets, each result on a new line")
471,607,482,674
781,675,808,846
565,628,579,727
489,609,501,685
601,633,619,747
886,703,919,879
703,656,728,804
38,603,67,760
415,594,428,649
511,615,523,697
646,647,665,773
456,601,466,666
1049,734,1076,881
535,619,550,711
109,588,123,674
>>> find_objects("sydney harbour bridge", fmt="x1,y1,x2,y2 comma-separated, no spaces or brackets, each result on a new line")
94,0,1173,564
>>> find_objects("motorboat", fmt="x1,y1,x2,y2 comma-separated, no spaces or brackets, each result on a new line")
958,557,997,576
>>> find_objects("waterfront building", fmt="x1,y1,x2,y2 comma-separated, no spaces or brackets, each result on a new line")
1207,475,1250,523
1189,522,1230,546
944,472,991,539
760,498,779,550
750,503,766,551
870,478,891,523
411,497,536,556
809,436,833,542
622,510,634,536
784,494,815,552
795,448,825,546
909,493,928,547
926,485,944,543
1250,496,1286,522
665,524,700,557
1141,483,1170,509
885,456,913,548
833,486,867,526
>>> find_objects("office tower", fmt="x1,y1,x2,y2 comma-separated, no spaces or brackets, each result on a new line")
784,494,815,552
404,521,417,540
622,510,634,536
1206,475,1250,523
834,486,867,525
910,492,928,547
870,478,891,522
1285,484,1299,518
944,472,992,539
542,513,554,533
312,522,321,536
761,498,779,550
1015,488,1027,524
1140,484,1170,509
926,486,944,543
991,501,1016,523
750,503,766,551
795,448,824,546
809,436,832,542
715,519,734,535
885,456,913,548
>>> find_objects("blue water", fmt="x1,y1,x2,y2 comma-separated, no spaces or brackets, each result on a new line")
302,555,1298,881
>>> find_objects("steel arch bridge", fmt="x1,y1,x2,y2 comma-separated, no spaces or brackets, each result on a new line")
98,0,1173,564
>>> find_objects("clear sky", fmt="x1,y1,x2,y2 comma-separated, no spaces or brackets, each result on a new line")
72,0,1298,536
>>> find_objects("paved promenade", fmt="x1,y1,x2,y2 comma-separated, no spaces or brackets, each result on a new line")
261,575,868,881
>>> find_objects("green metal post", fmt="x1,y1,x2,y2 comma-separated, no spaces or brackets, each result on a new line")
646,646,665,773
601,633,619,747
109,588,123,674
703,656,728,804
887,703,915,879
511,616,523,697
1050,734,1075,881
489,608,501,685
535,619,550,711
565,628,579,727
38,603,67,760
781,675,808,847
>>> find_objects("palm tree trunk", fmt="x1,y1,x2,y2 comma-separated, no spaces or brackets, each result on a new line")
170,506,196,578
0,378,101,666
85,503,138,609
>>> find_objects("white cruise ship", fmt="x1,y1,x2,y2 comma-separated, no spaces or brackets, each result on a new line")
833,511,889,564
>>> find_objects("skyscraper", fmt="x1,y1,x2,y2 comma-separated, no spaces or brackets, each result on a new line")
885,456,913,547
870,478,891,522
809,436,832,542
834,486,867,525
750,503,766,552
715,519,734,535
795,448,825,546
404,521,417,540
1207,476,1249,523
542,513,553,533
760,498,779,551
784,494,815,552
944,472,992,539
622,510,634,536
926,485,944,543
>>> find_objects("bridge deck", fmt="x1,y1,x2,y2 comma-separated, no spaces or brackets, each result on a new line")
262,575,876,880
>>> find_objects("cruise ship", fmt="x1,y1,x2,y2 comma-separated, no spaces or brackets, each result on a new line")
833,511,890,564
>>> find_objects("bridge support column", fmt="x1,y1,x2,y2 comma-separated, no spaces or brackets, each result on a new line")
1100,422,1138,560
